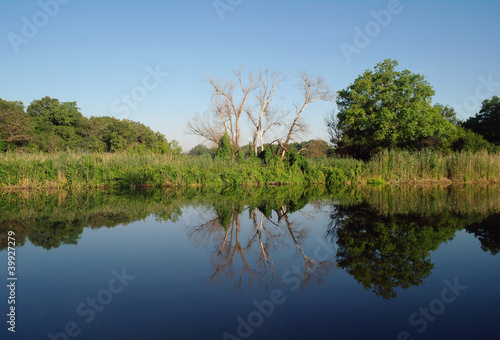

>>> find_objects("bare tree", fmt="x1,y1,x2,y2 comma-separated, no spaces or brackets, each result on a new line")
205,70,259,149
187,201,336,290
325,108,342,148
279,71,335,158
247,70,286,155
279,205,334,289
187,69,334,154
186,112,224,146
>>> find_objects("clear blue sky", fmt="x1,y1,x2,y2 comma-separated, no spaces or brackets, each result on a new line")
1,0,499,151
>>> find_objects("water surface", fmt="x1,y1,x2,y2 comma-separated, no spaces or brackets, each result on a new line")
1,185,499,339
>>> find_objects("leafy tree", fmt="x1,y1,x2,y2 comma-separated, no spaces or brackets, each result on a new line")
328,203,460,299
462,96,500,145
465,214,500,255
299,139,332,158
3,96,179,154
188,144,215,157
79,116,107,151
28,97,83,126
27,97,85,151
452,127,497,152
434,103,460,125
335,59,456,159
0,99,34,151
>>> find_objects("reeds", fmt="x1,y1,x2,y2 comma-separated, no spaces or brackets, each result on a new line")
0,149,499,190
364,149,500,183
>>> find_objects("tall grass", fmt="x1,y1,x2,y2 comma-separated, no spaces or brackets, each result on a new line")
364,149,500,182
0,150,499,190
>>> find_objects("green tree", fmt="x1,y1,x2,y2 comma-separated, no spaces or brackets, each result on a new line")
462,96,500,145
27,97,85,151
335,59,455,159
189,144,215,157
299,139,332,158
329,203,460,299
452,127,496,152
0,99,34,151
465,214,500,255
79,116,107,151
434,103,460,125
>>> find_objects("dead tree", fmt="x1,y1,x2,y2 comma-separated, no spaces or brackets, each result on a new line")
247,69,286,155
186,112,224,146
206,70,258,150
279,71,335,158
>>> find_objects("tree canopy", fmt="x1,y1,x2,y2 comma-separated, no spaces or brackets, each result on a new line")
334,59,456,159
0,99,34,151
0,96,180,154
462,96,500,146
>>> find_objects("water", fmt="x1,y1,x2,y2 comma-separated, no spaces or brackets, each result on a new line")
1,185,499,339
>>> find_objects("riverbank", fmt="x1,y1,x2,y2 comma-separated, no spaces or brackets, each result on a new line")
0,150,498,190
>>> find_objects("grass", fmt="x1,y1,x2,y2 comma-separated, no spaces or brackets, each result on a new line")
364,149,500,183
0,149,499,190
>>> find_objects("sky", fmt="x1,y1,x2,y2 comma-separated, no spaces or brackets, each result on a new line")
1,0,499,151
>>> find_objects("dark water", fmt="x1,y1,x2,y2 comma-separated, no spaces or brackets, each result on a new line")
1,185,499,340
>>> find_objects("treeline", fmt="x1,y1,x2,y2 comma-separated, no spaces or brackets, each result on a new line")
188,139,334,159
0,96,180,154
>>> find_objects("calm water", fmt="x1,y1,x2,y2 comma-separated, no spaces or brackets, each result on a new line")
1,185,499,339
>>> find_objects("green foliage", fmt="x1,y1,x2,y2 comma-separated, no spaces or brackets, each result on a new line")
236,148,245,160
188,144,215,157
257,146,278,165
215,134,234,159
452,127,497,152
462,96,500,145
288,139,333,158
0,149,498,190
328,184,500,298
365,149,500,182
27,97,84,151
0,99,34,151
336,59,456,159
1,183,499,299
366,178,386,186
434,103,460,125
331,204,458,299
1,96,179,154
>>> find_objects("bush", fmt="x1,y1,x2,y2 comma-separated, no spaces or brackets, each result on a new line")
215,134,234,159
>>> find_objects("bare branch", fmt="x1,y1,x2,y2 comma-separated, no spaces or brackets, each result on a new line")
186,112,224,146
246,69,286,155
280,70,334,158
202,70,259,149
325,108,342,147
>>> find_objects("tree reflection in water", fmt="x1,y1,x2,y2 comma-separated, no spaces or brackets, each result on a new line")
1,185,499,297
327,199,500,299
187,202,335,290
